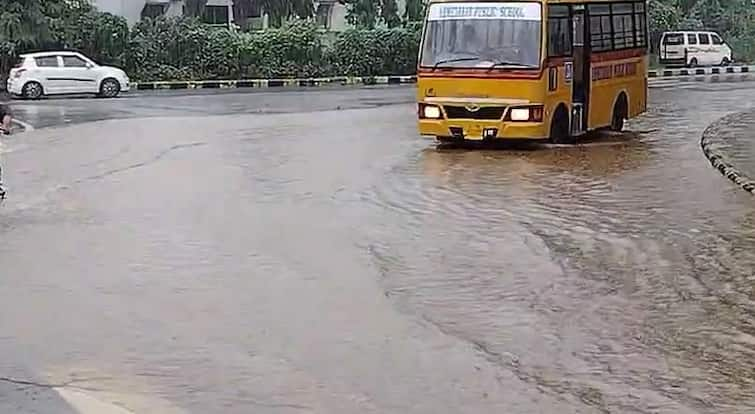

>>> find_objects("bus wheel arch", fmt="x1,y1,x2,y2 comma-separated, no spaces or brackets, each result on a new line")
549,103,573,144
611,92,629,132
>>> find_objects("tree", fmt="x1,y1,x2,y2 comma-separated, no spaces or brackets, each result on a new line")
342,0,403,28
380,0,401,27
0,0,51,81
342,0,378,28
403,0,425,23
0,0,51,49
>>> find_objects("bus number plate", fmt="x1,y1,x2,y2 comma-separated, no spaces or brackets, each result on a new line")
467,125,484,140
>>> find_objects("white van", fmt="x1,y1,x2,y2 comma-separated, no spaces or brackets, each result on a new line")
659,31,733,67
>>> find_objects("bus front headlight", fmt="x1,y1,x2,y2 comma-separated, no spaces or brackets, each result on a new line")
420,104,442,119
510,108,530,121
506,106,544,122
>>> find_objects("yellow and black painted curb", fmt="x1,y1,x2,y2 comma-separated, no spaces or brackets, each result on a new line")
701,111,755,195
132,75,417,90
648,65,753,78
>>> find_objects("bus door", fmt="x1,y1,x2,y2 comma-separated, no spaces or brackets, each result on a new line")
570,5,589,136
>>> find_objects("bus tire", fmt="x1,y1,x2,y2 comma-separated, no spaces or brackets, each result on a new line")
610,93,628,132
549,105,573,144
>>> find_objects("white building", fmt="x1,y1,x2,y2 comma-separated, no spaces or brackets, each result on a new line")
91,0,234,26
91,0,403,32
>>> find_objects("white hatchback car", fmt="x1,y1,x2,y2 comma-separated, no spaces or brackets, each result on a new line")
6,51,130,99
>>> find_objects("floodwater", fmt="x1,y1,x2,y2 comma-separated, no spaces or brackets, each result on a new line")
1,83,754,413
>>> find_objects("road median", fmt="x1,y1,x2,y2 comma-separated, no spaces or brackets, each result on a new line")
701,109,755,195
131,65,755,91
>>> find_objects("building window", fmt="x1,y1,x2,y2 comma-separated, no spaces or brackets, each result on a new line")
246,1,262,18
316,3,334,29
141,4,166,19
203,5,230,24
547,5,572,57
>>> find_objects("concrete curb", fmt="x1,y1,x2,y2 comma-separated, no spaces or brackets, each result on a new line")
130,66,754,90
648,65,753,78
131,75,417,90
701,111,755,195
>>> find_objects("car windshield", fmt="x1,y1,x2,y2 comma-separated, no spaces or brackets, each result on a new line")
420,2,542,69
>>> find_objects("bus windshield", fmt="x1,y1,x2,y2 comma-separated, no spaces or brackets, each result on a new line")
421,2,543,69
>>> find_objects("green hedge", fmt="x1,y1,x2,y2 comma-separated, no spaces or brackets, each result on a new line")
6,10,754,84
124,18,420,81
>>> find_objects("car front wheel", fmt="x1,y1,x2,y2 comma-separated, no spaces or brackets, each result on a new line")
22,82,44,100
99,78,121,98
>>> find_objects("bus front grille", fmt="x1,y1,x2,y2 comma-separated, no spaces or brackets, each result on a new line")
443,105,506,120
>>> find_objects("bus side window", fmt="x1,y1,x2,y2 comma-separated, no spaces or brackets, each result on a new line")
698,33,711,45
547,5,572,57
687,34,698,45
573,13,584,47
634,2,647,48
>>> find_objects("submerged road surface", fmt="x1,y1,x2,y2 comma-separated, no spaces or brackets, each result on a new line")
1,82,755,413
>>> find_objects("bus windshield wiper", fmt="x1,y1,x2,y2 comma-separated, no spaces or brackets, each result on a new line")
486,61,536,72
432,57,480,70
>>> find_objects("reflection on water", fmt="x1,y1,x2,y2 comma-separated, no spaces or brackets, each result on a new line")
426,130,652,179
365,91,755,412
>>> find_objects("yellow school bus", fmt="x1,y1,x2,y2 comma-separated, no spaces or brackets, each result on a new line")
417,0,648,144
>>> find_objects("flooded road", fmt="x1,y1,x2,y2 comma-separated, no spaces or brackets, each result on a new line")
1,82,754,413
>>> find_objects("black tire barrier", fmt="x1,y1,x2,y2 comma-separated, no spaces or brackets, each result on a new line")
701,111,755,195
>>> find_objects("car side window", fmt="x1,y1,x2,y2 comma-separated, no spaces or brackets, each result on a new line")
62,56,88,68
662,33,684,45
711,34,723,45
35,56,59,67
698,33,710,45
687,34,698,45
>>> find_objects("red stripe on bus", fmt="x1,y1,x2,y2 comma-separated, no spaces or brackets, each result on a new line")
590,48,646,62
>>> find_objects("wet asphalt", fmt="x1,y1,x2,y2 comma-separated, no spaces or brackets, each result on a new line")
1,82,755,414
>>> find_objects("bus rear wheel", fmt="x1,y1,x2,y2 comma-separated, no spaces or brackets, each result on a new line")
549,106,574,145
